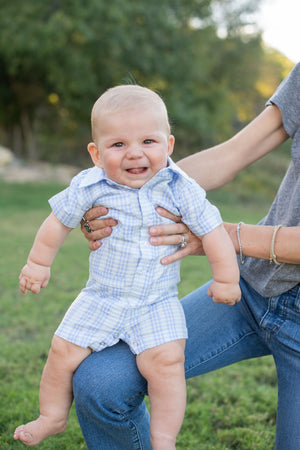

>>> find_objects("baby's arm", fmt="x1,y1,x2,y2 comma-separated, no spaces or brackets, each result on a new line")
19,212,72,295
202,224,241,305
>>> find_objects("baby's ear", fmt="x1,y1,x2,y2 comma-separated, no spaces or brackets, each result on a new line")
87,142,103,168
168,135,175,156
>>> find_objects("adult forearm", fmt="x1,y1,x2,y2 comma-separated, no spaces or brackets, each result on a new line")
225,222,300,265
177,106,288,191
177,141,238,190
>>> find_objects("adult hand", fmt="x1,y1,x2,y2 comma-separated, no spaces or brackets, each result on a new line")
149,207,204,265
81,206,118,251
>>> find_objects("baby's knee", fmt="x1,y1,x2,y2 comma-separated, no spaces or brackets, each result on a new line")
138,341,185,380
50,334,81,360
50,335,91,371
157,343,185,367
50,335,70,358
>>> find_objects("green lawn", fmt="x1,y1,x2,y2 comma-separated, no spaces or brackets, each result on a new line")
0,181,277,449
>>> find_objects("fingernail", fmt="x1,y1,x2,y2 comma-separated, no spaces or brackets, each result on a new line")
150,237,158,244
149,227,157,235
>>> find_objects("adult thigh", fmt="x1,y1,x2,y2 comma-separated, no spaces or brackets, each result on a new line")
181,280,271,379
73,341,151,450
270,321,300,449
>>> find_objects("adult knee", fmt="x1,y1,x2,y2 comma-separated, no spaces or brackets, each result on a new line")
73,342,147,415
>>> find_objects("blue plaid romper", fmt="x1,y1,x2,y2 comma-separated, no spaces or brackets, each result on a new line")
50,158,222,354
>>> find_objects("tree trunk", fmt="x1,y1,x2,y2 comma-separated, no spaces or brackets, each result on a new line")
20,109,38,161
12,124,23,158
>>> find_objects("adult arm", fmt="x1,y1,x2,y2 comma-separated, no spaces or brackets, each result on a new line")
178,104,289,190
149,211,300,266
225,222,300,265
149,104,296,263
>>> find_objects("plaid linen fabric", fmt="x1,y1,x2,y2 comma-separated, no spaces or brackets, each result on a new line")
50,158,222,353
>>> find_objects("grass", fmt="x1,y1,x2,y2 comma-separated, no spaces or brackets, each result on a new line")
0,184,89,449
0,153,287,450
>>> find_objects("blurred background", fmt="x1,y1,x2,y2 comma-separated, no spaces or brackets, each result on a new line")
1,3,298,447
0,0,296,169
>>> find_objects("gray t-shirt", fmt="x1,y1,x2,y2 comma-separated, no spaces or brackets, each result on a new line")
239,62,300,297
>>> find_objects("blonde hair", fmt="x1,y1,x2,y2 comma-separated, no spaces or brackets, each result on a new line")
91,85,170,141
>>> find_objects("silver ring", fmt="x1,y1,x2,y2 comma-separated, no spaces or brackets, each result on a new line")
82,217,93,233
180,234,187,248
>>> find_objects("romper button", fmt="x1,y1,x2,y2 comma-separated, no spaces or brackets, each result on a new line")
113,334,118,339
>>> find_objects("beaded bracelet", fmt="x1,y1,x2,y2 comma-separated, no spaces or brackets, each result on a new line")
270,225,282,265
236,222,246,264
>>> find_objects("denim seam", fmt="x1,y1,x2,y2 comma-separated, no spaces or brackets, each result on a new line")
260,297,272,327
185,329,256,375
128,419,144,450
113,407,148,449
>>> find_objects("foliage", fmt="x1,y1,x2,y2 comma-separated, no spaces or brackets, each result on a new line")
0,0,291,165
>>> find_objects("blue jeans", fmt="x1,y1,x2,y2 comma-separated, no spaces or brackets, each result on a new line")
73,278,300,449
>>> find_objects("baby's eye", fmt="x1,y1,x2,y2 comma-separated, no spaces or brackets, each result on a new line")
144,139,154,144
113,142,124,148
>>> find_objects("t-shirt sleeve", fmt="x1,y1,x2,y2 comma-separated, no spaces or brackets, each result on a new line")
266,62,300,138
48,173,91,228
175,177,222,236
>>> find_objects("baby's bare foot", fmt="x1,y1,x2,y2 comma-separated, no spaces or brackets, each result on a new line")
14,416,67,446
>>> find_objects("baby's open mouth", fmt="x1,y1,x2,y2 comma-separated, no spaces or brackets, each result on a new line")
126,167,148,174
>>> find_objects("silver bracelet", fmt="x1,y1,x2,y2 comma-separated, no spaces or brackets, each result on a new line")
236,222,246,264
270,225,282,265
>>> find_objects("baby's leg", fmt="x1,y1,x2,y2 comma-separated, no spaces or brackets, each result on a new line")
136,339,186,450
14,335,91,446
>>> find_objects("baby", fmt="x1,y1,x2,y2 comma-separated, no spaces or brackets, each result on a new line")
14,85,241,449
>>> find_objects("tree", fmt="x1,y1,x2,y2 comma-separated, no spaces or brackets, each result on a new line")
0,0,289,163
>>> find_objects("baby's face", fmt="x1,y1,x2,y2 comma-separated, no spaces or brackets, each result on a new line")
89,107,174,189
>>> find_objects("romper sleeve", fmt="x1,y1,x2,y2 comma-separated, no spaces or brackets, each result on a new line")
174,174,223,237
49,170,93,228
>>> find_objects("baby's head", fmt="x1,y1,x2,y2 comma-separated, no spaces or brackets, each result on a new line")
91,85,171,141
87,85,175,189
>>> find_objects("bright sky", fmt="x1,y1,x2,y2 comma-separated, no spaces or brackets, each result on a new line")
256,0,300,63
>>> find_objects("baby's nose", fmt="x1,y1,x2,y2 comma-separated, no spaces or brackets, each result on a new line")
127,145,143,158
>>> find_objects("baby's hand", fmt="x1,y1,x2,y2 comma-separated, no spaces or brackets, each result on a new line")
19,261,50,295
207,280,241,306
